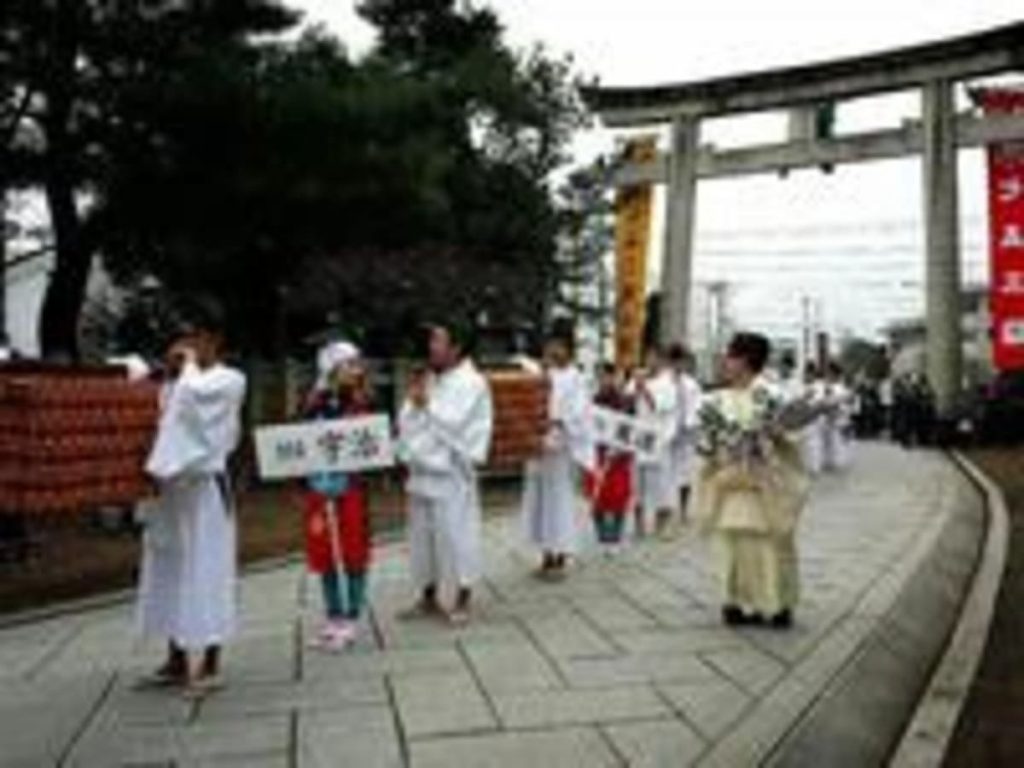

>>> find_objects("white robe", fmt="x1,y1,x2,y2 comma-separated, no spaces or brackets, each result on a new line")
399,360,493,591
817,381,853,471
780,376,822,476
136,361,247,650
632,370,680,520
670,373,702,491
521,365,594,553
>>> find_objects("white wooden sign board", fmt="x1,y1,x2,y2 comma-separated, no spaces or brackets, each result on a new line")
255,415,396,480
590,406,665,463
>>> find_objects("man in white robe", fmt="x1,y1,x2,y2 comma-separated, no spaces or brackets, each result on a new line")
668,343,702,526
399,324,493,626
801,362,825,475
136,307,246,695
818,362,854,471
521,333,593,579
777,355,819,474
631,346,680,538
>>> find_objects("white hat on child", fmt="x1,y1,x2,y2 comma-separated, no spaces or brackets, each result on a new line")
316,340,361,387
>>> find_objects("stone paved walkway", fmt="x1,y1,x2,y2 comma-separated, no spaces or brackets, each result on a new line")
0,444,980,767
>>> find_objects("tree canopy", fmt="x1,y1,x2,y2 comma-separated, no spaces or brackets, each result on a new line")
1,0,590,358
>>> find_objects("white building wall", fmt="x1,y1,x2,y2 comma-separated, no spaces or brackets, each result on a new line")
4,253,52,357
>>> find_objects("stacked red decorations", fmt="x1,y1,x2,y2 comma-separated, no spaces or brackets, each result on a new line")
0,364,159,514
485,370,549,469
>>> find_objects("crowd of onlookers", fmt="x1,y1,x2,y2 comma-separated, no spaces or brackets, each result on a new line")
848,369,1024,448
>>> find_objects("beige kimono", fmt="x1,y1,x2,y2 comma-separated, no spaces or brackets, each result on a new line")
690,385,810,616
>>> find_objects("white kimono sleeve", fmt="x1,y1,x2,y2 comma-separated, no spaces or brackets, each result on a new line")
399,401,454,474
145,362,246,481
557,371,595,472
425,370,494,467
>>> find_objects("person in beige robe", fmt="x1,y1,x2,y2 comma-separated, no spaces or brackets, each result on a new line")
690,333,809,629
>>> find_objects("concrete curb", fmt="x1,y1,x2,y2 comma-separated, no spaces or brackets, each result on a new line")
765,451,989,768
888,451,1011,768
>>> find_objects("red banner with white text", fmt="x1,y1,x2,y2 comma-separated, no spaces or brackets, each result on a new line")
982,88,1024,371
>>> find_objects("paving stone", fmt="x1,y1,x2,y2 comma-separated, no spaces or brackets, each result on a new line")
409,727,618,768
603,718,707,767
300,706,402,768
195,676,388,721
493,685,669,728
180,751,290,768
461,638,562,693
185,714,292,760
35,616,137,680
0,621,73,681
101,680,195,726
0,673,112,766
227,632,296,685
392,670,497,738
0,445,984,768
570,593,659,634
304,646,464,682
658,678,752,740
519,609,618,659
560,651,718,688
700,647,787,696
616,627,750,656
67,722,183,767
698,676,820,768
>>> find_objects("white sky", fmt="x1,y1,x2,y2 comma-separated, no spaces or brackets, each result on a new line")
292,0,1024,344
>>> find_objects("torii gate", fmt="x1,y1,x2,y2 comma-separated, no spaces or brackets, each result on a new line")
583,21,1024,415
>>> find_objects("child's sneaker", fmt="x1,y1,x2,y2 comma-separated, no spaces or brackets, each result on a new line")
308,620,352,651
328,620,357,643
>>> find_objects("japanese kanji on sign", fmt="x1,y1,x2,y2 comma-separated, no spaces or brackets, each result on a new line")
254,415,396,480
590,405,666,464
981,87,1024,371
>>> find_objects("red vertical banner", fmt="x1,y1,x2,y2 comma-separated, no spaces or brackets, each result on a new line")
982,89,1024,372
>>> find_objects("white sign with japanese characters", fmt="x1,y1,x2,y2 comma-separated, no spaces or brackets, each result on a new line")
590,406,666,463
254,415,396,480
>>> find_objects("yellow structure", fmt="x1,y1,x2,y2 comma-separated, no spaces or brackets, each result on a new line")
614,136,657,369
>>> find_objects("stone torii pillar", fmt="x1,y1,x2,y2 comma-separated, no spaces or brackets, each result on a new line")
660,115,700,346
922,79,963,417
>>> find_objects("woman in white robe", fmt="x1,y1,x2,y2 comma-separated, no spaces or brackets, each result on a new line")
398,325,493,626
801,363,825,475
632,347,681,538
818,363,854,471
668,344,702,523
521,336,594,578
136,318,246,694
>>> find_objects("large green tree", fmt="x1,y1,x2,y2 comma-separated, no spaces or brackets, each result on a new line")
0,0,297,358
355,0,589,319
3,0,587,358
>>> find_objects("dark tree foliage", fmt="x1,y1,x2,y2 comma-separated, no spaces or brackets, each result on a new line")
3,0,588,358
0,0,299,357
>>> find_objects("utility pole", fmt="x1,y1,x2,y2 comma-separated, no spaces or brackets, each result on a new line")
707,280,729,365
800,294,812,373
